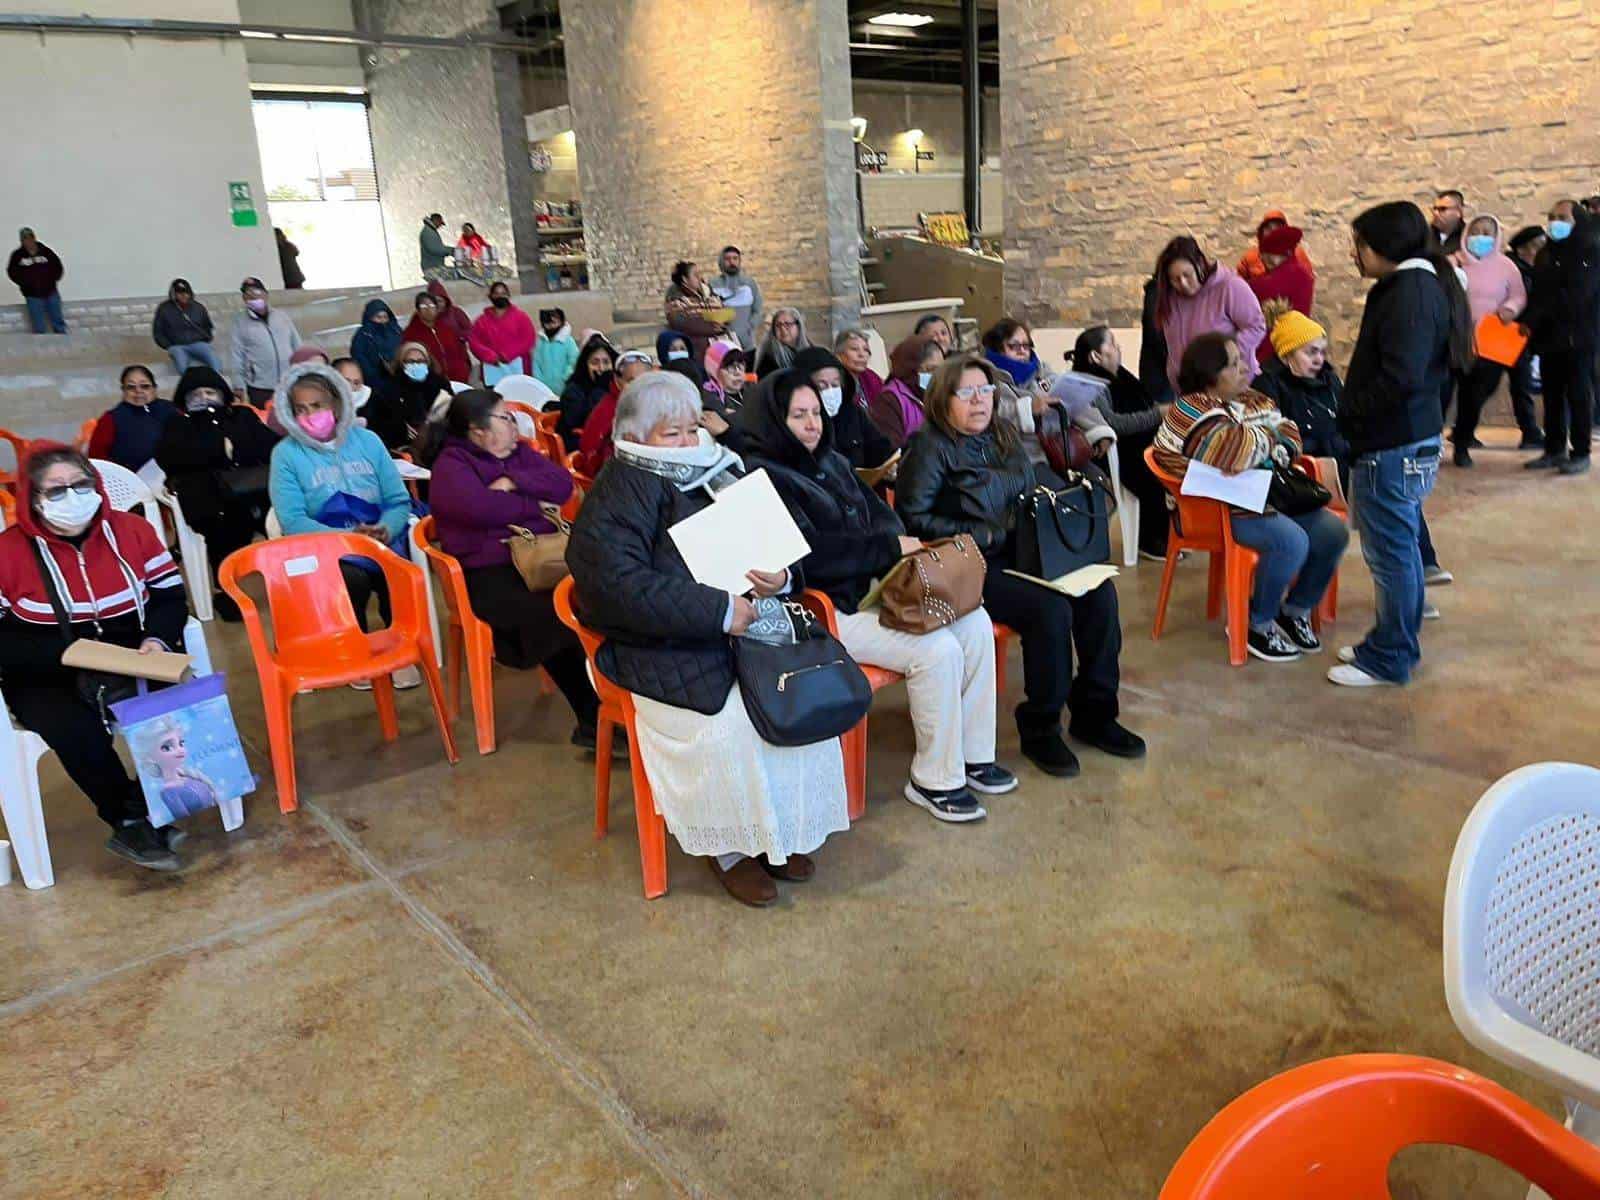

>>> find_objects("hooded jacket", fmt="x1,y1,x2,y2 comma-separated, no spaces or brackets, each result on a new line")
534,323,579,393
1521,209,1600,356
1455,215,1527,325
742,370,904,615
350,299,402,386
155,366,280,527
229,302,302,391
869,335,932,449
402,309,471,384
367,356,451,452
429,435,574,570
557,339,617,451
1237,210,1317,281
656,329,704,385
710,267,764,349
267,364,411,543
7,240,63,298
790,346,893,471
419,220,449,272
1244,256,1316,361
469,298,535,373
1160,263,1267,390
426,280,474,343
151,280,214,349
0,444,187,678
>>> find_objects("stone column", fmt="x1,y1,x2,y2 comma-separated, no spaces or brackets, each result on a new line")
563,0,859,335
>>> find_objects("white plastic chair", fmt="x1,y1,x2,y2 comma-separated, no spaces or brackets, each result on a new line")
449,380,472,394
91,458,214,622
1444,761,1600,1192
1104,441,1141,568
493,373,558,411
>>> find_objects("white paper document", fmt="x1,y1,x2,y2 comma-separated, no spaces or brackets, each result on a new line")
1181,460,1270,513
668,469,811,596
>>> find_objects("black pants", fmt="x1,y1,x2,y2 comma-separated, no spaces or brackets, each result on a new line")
1439,372,1458,424
981,571,1121,737
463,564,600,728
1116,427,1172,555
3,680,144,829
190,502,263,586
1542,347,1596,460
1450,358,1506,449
340,560,392,633
1508,352,1544,440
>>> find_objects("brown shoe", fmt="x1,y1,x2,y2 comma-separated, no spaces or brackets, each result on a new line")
759,852,815,882
707,857,777,907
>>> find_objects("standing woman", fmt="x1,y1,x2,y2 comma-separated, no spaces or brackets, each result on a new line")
1449,214,1526,467
1332,201,1473,688
1154,236,1267,394
469,281,536,385
752,307,810,378
402,290,470,384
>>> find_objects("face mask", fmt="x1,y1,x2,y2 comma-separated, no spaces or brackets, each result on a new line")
245,297,267,314
297,409,337,441
40,488,102,532
1466,235,1496,259
403,362,429,382
917,371,933,390
667,349,689,361
819,385,843,417
491,296,510,309
1549,220,1574,242
185,393,221,414
350,384,371,410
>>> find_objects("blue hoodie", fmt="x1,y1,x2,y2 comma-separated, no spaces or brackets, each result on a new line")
350,299,402,386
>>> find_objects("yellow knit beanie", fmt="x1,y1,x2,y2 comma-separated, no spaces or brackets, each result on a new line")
1270,310,1326,359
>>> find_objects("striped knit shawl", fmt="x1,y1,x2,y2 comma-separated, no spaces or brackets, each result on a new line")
1152,388,1299,477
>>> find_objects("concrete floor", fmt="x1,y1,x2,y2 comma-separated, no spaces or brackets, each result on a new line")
3,430,1595,1198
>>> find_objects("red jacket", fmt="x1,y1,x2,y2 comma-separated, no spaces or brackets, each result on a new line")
401,314,471,383
576,377,625,477
1246,257,1316,363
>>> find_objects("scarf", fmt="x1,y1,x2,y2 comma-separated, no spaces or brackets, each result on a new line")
613,429,743,497
984,347,1041,388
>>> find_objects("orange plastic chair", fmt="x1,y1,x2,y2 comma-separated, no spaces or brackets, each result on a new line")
535,410,561,436
411,516,498,756
0,427,31,490
1296,455,1343,626
798,589,902,822
218,533,459,813
566,451,596,496
74,416,99,453
553,576,669,899
506,400,565,463
0,488,15,529
993,623,1015,698
1160,1054,1600,1199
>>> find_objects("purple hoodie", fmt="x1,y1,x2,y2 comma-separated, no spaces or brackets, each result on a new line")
428,436,575,569
1161,263,1267,390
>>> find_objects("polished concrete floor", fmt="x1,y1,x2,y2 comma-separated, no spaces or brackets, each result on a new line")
3,430,1595,1198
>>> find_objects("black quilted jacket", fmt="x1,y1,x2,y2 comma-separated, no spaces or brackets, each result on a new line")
565,458,740,715
895,422,1035,558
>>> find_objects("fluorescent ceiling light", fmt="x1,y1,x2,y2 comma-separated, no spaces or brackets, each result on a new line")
904,127,924,142
282,33,362,43
240,29,280,38
868,12,935,27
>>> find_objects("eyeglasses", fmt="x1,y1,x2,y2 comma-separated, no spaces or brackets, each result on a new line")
954,385,997,400
1004,339,1034,353
490,412,517,427
775,320,800,330
123,381,155,391
40,480,96,502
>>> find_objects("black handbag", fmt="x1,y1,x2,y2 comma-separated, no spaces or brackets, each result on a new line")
733,602,872,748
1013,471,1112,580
1266,462,1331,516
216,464,271,502
30,542,144,730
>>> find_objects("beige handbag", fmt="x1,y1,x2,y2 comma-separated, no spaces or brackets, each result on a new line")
504,503,572,592
877,534,988,634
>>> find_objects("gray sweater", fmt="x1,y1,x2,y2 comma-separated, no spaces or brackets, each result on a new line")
229,308,302,390
711,269,764,350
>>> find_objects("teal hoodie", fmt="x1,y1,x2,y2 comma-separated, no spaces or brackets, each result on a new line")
533,323,579,394
268,362,411,542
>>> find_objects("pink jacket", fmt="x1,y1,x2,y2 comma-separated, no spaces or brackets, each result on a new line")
1161,264,1267,389
1455,218,1527,324
468,304,536,372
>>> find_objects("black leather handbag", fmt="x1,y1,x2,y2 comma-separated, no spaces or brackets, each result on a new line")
1013,473,1111,580
733,602,872,748
1266,462,1331,517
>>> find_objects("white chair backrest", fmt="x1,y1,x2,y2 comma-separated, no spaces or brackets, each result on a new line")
1445,761,1600,1110
494,373,558,411
91,458,163,537
449,380,472,394
864,328,889,380
1033,327,1144,378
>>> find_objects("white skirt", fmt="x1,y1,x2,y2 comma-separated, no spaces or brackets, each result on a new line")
630,684,850,864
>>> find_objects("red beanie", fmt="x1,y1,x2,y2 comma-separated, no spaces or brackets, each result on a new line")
1259,225,1303,256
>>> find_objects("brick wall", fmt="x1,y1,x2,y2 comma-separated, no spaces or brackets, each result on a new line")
563,0,860,336
1001,1,1600,359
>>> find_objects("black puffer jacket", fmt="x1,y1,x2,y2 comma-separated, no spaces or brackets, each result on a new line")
565,456,741,715
1340,265,1449,457
790,347,894,471
155,366,279,527
1252,359,1349,462
895,420,1034,557
742,370,904,614
1523,209,1600,355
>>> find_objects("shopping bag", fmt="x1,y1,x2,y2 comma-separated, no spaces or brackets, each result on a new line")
111,674,256,829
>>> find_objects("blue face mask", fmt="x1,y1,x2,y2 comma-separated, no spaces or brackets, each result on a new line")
1466,235,1496,259
403,362,429,381
1549,220,1574,242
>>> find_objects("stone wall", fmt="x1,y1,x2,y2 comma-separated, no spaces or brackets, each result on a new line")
1001,1,1600,356
563,0,860,336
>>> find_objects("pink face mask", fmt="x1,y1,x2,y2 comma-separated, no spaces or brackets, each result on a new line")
297,409,337,441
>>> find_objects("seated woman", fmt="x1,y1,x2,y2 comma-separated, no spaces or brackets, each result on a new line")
401,290,471,384
1251,311,1350,489
752,307,810,378
791,346,894,471
0,446,192,871
419,389,610,750
869,334,944,449
834,326,885,410
914,312,956,354
656,329,700,378
1152,333,1348,664
350,299,401,387
896,356,1144,778
745,369,1013,823
1067,326,1172,559
557,336,617,452
567,371,849,908
985,319,1116,466
268,363,421,689
367,342,452,453
701,340,748,414
457,222,489,265
87,364,178,471
154,365,279,621
576,348,653,475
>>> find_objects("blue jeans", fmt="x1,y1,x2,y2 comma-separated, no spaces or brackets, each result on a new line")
1230,507,1350,629
1350,439,1441,683
24,292,66,334
169,341,223,375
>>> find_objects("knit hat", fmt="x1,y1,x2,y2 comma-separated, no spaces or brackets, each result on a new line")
1259,225,1303,256
1509,225,1546,251
290,344,329,366
1269,310,1326,359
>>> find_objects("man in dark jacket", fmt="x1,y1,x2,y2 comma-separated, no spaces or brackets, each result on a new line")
1521,199,1600,475
1430,189,1466,256
151,278,221,374
6,227,66,333
1505,226,1548,449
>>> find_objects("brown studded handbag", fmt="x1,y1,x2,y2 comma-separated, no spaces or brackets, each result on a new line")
876,534,988,634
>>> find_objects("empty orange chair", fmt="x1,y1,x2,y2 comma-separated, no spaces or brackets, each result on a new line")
0,427,30,490
74,416,99,453
219,532,459,812
1160,1054,1600,1199
506,400,565,462
411,516,498,756
553,576,669,898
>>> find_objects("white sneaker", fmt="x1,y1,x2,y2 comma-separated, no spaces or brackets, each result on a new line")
393,665,423,690
1424,565,1454,586
1338,646,1357,664
349,678,374,692
1422,603,1441,620
1327,663,1396,687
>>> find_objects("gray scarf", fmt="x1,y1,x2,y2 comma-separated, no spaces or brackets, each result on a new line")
612,430,743,498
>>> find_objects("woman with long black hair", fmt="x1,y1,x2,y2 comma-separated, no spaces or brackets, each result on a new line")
1331,201,1473,688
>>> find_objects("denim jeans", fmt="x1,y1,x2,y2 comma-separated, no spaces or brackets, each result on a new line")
1229,508,1349,629
24,292,66,334
169,341,223,375
1350,439,1441,683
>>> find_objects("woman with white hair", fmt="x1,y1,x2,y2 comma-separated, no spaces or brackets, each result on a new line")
566,371,850,908
752,307,810,379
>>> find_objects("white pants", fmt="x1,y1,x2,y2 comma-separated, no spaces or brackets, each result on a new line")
836,607,997,791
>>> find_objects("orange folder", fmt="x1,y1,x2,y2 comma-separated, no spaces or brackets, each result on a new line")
1475,314,1530,367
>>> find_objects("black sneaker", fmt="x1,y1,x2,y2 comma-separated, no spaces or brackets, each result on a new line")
1019,734,1081,778
1068,720,1148,759
965,762,1019,795
106,820,181,871
158,824,188,851
1526,453,1567,470
1274,611,1322,654
1470,436,1486,449
1247,625,1301,662
1559,456,1591,476
1519,432,1546,450
903,779,987,823
1452,446,1473,468
572,724,630,760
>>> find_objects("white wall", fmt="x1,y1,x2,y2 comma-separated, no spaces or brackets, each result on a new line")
238,0,363,90
0,1,278,300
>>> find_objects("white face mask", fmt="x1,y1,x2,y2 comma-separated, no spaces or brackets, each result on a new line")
819,385,843,417
667,349,689,361
350,384,372,410
40,488,102,533
917,371,933,390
